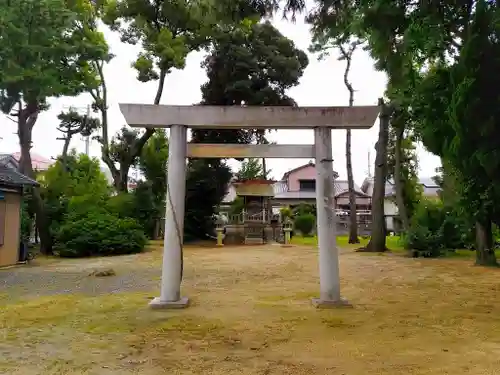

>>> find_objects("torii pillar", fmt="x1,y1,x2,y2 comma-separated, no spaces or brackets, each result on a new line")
119,103,380,309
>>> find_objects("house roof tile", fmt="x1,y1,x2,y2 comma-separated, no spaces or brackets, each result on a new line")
0,165,39,187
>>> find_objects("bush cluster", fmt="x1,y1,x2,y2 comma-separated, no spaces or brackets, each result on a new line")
294,213,316,236
56,211,147,257
403,199,475,257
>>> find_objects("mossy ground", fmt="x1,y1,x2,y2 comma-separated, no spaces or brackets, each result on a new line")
2,241,500,374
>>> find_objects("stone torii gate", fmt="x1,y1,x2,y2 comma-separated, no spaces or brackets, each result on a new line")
120,104,380,309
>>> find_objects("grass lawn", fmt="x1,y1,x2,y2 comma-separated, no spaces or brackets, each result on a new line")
2,241,500,374
291,234,404,250
292,234,500,259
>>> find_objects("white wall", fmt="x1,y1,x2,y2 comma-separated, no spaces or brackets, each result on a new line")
384,199,398,216
384,199,398,232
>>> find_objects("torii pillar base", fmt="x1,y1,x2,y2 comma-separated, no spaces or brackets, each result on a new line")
311,297,352,309
149,297,190,310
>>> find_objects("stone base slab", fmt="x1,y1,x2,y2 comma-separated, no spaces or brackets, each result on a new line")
149,296,190,309
311,297,352,309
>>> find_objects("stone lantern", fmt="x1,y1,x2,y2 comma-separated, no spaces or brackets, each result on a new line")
215,218,225,246
282,218,293,246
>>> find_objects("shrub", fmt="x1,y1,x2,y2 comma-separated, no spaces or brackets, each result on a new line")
404,198,477,257
279,206,292,221
404,199,445,257
106,193,136,218
293,203,316,217
106,186,159,238
56,211,147,258
294,213,315,236
20,200,32,242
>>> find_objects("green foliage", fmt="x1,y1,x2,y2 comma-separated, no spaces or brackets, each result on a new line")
201,20,308,106
20,199,32,242
109,127,142,167
43,151,110,199
185,18,307,240
407,3,500,264
292,203,316,217
279,206,293,221
56,210,146,257
0,0,108,111
228,197,245,216
404,199,475,258
130,182,158,237
404,199,446,257
41,151,111,235
103,0,211,82
387,126,422,220
106,192,136,218
236,158,268,180
184,159,232,241
139,129,168,197
294,214,315,236
106,182,158,238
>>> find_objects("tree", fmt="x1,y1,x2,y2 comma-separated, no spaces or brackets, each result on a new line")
0,0,108,254
236,158,270,181
56,109,100,168
138,129,169,238
411,2,500,265
360,99,391,252
386,123,421,228
102,0,213,191
41,150,111,235
307,0,363,244
185,19,308,240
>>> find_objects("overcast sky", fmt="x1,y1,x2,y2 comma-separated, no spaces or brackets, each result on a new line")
0,12,441,186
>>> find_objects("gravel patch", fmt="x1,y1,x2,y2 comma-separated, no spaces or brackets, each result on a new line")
0,256,162,300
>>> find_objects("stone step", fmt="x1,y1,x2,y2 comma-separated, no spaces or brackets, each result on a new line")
245,237,264,245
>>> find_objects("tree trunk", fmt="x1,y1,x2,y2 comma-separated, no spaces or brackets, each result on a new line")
394,125,410,233
18,103,53,255
358,99,391,252
475,219,497,266
339,43,360,244
60,137,71,171
116,163,130,193
152,218,161,240
346,129,359,243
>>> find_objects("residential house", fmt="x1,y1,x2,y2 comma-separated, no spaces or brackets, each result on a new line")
222,161,372,212
0,152,52,172
360,176,441,232
271,161,371,211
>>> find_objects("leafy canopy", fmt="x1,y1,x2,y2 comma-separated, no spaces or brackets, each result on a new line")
236,158,270,181
0,0,108,111
103,0,212,83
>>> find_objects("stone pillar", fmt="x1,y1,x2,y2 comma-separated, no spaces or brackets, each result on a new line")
312,127,350,308
150,125,189,309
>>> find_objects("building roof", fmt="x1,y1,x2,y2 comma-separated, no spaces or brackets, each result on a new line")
360,176,440,197
0,152,53,171
280,161,339,181
0,165,39,188
280,161,314,180
273,179,368,200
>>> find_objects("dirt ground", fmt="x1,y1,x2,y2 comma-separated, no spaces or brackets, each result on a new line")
1,243,500,375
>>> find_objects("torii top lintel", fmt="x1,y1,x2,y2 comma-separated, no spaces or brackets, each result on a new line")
119,104,380,130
